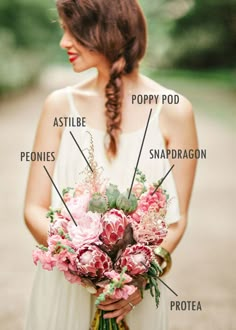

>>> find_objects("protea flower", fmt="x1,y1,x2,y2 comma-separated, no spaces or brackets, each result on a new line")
116,192,138,213
88,192,108,213
115,244,153,275
100,209,127,247
75,245,112,279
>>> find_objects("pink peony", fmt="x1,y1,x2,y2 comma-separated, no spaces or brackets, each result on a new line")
100,209,127,247
32,249,56,271
61,193,90,222
115,244,153,275
68,211,102,248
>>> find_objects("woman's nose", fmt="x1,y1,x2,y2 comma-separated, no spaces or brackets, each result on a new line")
60,33,73,49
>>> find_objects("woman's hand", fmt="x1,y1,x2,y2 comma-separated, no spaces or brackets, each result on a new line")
97,289,142,324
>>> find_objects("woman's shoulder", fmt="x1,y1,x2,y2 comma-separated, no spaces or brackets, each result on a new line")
140,74,193,119
42,77,93,116
140,74,194,141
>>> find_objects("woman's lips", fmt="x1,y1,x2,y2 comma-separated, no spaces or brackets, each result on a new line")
67,52,79,63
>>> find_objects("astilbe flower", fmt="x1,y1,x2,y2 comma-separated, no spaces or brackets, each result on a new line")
131,210,168,245
75,245,112,279
100,209,127,247
131,187,167,224
115,244,153,275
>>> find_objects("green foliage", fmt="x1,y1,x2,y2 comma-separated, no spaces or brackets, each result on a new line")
167,0,236,69
0,0,61,94
0,0,234,94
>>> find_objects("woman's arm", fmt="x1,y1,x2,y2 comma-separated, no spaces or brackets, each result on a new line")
24,90,66,246
159,94,198,253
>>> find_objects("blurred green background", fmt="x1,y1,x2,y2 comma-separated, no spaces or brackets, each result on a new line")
0,2,235,329
0,0,235,124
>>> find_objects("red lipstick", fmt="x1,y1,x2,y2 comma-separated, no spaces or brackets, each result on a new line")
67,52,79,63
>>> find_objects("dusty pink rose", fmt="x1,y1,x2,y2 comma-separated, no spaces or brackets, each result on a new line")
68,211,102,248
61,193,90,222
32,249,56,271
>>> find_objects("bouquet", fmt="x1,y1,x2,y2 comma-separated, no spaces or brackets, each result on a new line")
33,136,170,330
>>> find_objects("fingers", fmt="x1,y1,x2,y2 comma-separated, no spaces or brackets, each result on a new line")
99,298,122,306
99,295,142,323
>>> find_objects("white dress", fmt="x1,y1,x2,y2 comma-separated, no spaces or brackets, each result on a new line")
25,86,180,330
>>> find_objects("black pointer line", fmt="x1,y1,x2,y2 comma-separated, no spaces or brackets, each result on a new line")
69,131,93,173
43,165,77,227
157,276,178,297
151,164,175,196
128,108,153,199
141,261,178,297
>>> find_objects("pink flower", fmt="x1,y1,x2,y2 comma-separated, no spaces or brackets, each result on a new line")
56,249,77,272
104,284,137,300
61,193,90,222
104,270,133,283
132,212,168,246
75,245,112,279
115,244,153,275
64,271,82,284
32,249,56,271
68,211,102,248
132,183,144,198
49,215,69,236
131,187,167,223
101,270,137,300
100,209,127,247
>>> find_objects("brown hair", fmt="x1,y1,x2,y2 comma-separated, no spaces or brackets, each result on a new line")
56,0,147,159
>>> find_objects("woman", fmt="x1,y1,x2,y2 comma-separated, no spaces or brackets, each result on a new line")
24,0,197,329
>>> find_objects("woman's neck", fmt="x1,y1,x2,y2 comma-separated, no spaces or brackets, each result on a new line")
94,66,140,94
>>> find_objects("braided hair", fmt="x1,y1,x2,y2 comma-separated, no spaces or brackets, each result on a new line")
57,0,147,159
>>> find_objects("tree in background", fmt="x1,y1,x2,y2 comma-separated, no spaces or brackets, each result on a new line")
0,0,60,94
167,0,236,69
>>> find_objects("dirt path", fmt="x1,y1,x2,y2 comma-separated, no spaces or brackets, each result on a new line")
0,67,235,330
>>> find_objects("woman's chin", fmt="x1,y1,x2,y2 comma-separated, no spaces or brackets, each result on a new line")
72,64,92,73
